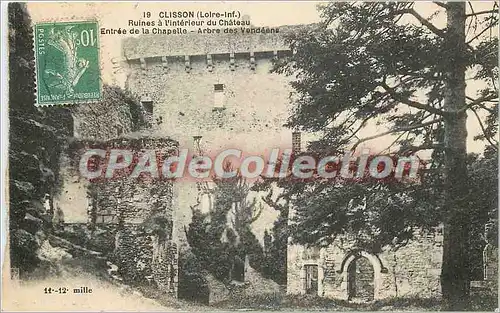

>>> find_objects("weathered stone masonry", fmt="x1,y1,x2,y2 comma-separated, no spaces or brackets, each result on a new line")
59,136,179,295
288,229,444,300
288,221,498,301
119,28,302,302
121,29,301,247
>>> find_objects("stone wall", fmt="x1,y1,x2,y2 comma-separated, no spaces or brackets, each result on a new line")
124,47,294,150
71,85,146,141
122,31,295,245
54,84,149,224
55,136,178,222
288,227,444,300
89,177,174,224
112,224,178,295
56,136,179,295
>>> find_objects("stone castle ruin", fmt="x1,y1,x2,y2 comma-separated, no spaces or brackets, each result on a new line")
59,136,179,295
54,24,498,302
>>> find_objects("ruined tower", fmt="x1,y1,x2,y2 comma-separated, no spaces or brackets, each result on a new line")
121,29,298,245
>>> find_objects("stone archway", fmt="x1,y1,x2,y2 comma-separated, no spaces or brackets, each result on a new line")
338,250,387,301
347,256,374,301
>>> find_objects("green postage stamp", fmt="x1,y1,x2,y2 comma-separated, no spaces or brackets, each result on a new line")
34,21,101,106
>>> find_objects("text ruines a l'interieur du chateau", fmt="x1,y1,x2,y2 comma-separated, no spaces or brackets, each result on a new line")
102,10,280,36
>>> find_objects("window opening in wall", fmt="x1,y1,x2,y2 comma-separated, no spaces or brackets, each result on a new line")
140,95,154,127
214,84,225,109
214,83,224,91
304,264,318,295
140,95,153,113
292,131,302,153
142,101,153,114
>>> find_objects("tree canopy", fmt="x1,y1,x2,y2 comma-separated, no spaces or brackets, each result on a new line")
275,2,497,154
264,2,498,308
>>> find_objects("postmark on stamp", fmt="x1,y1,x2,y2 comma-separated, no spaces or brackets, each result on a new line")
34,21,101,106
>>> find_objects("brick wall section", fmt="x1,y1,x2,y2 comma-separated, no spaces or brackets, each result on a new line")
484,244,498,281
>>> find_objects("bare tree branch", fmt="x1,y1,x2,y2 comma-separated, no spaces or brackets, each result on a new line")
396,6,480,52
398,8,446,38
351,118,444,151
466,9,498,17
380,132,407,154
466,17,499,44
467,96,497,114
399,143,445,155
433,2,450,9
344,113,378,143
466,2,478,39
459,93,498,113
381,83,449,117
249,203,264,224
470,107,499,150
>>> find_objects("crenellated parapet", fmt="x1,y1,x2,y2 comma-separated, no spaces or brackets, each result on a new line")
121,25,312,70
126,50,291,74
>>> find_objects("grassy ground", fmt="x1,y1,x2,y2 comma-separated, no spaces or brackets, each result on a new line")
212,292,498,311
213,293,439,311
4,257,497,311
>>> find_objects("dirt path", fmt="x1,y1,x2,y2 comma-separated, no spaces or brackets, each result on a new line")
2,267,180,312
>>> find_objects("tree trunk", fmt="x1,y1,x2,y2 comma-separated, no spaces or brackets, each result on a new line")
441,2,470,310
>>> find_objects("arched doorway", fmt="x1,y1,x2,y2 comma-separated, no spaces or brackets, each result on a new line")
347,256,375,301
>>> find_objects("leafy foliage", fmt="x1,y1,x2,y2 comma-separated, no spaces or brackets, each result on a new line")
184,169,266,285
178,251,210,304
467,152,498,255
261,217,288,285
268,1,498,250
263,2,497,307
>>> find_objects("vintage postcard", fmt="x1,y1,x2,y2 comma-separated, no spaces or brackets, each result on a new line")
1,1,498,312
